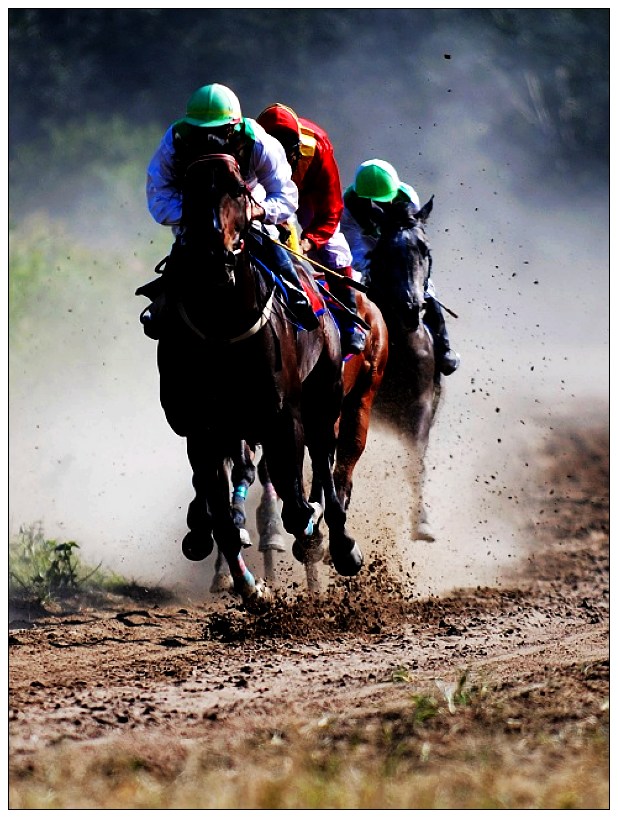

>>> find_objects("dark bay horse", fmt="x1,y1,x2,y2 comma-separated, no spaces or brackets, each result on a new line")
368,196,442,541
213,196,440,593
155,153,362,600
212,268,389,594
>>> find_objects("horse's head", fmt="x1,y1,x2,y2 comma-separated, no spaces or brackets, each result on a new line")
370,196,434,332
181,153,252,287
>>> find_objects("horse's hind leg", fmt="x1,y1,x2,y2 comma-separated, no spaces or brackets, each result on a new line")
230,441,257,547
262,410,325,577
210,547,234,593
256,456,287,554
310,442,363,577
302,388,363,578
333,372,377,511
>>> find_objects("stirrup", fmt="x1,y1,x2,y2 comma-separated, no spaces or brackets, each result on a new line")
439,349,460,375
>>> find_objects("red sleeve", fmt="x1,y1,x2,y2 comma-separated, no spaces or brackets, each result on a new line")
300,138,344,248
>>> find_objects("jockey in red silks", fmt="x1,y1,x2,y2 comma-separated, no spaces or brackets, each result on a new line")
143,83,318,338
257,103,366,357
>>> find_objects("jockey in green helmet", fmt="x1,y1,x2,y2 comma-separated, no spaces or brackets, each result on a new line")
341,159,460,376
143,83,318,338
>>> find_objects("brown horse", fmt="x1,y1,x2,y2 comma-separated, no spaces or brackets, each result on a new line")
212,260,389,594
153,153,362,601
215,195,440,593
211,268,388,591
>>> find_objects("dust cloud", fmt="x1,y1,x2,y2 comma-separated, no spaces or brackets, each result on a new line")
8,16,608,601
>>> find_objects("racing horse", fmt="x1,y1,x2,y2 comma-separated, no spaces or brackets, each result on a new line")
368,195,442,541
213,285,389,593
154,153,363,601
214,195,440,593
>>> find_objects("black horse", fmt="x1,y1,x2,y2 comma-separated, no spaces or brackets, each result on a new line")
152,153,362,600
368,196,442,540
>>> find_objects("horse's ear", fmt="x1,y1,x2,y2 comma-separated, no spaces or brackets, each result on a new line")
417,195,434,222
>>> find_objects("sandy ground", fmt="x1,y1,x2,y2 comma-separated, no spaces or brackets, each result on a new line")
8,403,609,807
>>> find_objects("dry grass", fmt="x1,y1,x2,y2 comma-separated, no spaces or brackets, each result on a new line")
10,686,609,810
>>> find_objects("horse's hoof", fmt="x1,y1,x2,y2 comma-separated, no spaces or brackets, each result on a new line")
210,571,234,594
238,527,253,548
329,537,363,577
182,531,214,561
291,502,325,564
292,535,325,565
305,502,324,535
243,582,274,611
415,522,436,542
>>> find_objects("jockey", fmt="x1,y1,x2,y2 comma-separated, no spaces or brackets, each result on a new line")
256,103,366,356
145,83,318,335
341,159,460,376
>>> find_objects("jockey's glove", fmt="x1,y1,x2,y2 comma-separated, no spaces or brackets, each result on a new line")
250,202,266,222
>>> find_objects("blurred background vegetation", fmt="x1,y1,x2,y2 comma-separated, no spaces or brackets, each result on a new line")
9,9,609,206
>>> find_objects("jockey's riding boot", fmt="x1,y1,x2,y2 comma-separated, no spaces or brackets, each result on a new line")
139,293,167,340
344,325,368,357
273,243,319,330
423,295,460,375
327,267,367,356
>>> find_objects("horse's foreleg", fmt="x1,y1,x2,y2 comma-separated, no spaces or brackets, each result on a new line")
182,435,216,562
410,442,435,542
406,399,435,542
186,434,259,601
333,380,375,511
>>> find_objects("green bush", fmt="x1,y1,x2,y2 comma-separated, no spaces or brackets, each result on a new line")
9,523,122,605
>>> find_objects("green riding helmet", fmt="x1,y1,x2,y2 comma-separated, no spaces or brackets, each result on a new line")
184,83,242,128
353,159,401,202
395,182,421,210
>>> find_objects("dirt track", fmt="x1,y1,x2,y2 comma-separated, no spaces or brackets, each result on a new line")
8,411,609,808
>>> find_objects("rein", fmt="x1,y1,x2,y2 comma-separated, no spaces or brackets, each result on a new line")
176,287,276,344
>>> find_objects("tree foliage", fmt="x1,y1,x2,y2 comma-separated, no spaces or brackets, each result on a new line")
8,9,608,187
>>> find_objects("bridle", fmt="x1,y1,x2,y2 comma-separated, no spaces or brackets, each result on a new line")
179,153,276,344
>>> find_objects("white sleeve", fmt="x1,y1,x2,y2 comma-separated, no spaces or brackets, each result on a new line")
340,208,375,277
146,126,183,226
248,123,298,225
